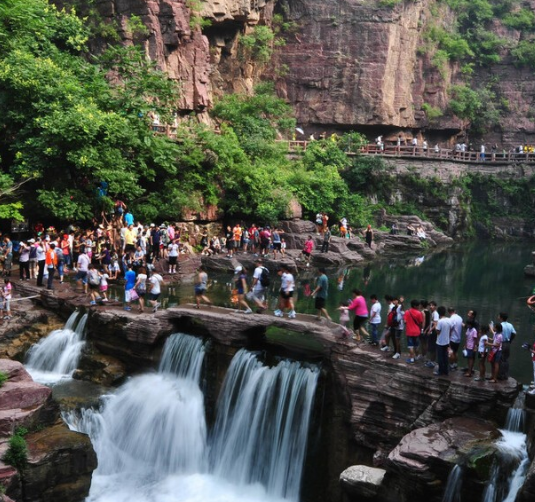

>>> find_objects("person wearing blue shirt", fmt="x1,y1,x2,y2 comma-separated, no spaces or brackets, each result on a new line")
124,264,136,311
124,211,134,227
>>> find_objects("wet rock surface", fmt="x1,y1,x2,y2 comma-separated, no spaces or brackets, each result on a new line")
0,360,96,501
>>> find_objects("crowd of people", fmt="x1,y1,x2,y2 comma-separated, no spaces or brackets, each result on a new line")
195,259,524,383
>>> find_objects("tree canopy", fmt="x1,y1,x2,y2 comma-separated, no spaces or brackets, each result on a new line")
0,0,374,228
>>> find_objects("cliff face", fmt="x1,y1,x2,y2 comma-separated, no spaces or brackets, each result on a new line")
83,0,535,145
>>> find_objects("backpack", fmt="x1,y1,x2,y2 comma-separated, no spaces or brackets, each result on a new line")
260,267,270,287
88,271,101,286
29,246,37,260
387,306,399,328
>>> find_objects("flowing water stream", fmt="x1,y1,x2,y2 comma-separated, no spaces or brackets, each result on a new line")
63,333,319,502
483,408,529,502
25,310,88,384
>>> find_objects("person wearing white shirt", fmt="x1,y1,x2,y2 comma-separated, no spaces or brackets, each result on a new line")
369,294,382,346
448,307,463,370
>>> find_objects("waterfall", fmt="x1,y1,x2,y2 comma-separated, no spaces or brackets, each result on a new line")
64,335,318,502
482,408,529,502
25,311,87,384
442,465,463,502
158,332,205,381
210,349,319,501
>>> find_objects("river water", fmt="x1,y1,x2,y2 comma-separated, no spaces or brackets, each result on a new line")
136,243,535,383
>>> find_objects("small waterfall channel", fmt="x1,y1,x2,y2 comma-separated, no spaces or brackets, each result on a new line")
442,464,463,502
64,334,319,502
482,407,530,502
25,310,88,384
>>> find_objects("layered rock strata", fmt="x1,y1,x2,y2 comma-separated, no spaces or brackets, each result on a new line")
0,360,97,502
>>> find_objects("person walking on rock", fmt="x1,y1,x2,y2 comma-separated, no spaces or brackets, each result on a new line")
194,265,212,309
348,289,369,342
274,265,296,319
311,268,331,321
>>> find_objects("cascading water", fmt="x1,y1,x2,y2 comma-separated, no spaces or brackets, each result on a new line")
25,311,88,384
482,407,529,502
64,334,319,502
210,350,319,501
442,464,463,502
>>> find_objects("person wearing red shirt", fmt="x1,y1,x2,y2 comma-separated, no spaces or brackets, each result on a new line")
404,299,424,364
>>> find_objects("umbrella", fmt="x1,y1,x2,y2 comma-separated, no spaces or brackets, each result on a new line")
295,127,304,135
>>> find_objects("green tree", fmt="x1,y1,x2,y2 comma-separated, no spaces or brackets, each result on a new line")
0,0,180,221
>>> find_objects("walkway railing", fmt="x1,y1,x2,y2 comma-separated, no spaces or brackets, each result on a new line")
153,128,535,164
283,140,535,163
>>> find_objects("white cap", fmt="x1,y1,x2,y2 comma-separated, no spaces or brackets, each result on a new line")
234,266,243,273
150,223,155,227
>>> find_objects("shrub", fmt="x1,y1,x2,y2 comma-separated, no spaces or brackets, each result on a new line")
3,428,28,471
0,371,7,387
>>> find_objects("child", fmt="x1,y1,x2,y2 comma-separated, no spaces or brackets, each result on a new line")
110,252,120,280
475,325,489,381
338,301,351,338
464,319,478,377
99,270,109,302
280,238,286,257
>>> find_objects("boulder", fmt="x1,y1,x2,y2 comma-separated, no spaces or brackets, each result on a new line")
386,417,499,501
340,465,386,498
22,424,97,502
0,360,57,437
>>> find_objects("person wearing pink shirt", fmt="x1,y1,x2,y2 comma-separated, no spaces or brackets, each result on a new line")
348,289,369,342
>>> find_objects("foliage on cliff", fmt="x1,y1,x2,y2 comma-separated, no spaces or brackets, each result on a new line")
0,0,377,227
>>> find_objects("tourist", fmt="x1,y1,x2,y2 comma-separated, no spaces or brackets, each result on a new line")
448,307,463,370
194,266,212,309
480,144,486,161
364,225,373,248
98,269,109,302
311,268,331,321
250,259,269,311
233,266,252,314
322,213,329,234
486,323,503,383
35,238,46,287
435,306,451,376
315,212,323,235
419,300,431,362
301,235,314,267
392,297,405,359
232,223,242,255
18,240,30,281
2,279,12,320
497,312,516,380
225,225,233,257
281,238,287,257
168,238,179,274
463,319,478,377
75,249,90,294
274,265,296,319
87,264,101,305
338,301,351,337
148,271,164,313
134,266,148,313
45,242,57,290
379,295,395,351
348,289,369,343
425,301,439,368
28,238,37,279
475,325,490,381
321,226,331,253
272,228,283,259
369,294,382,346
404,299,423,364
123,264,136,311
530,335,535,389
2,236,12,277
259,226,271,256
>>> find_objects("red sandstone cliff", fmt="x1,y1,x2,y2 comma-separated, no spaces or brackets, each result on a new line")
79,0,535,145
